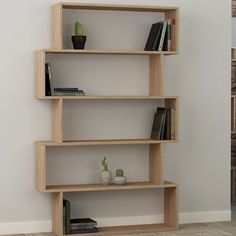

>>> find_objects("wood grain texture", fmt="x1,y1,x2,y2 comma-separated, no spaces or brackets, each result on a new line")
45,181,176,193
52,192,63,236
149,144,163,184
36,143,46,191
52,99,63,143
35,51,45,98
51,4,63,49
37,139,178,147
149,54,164,96
164,186,179,228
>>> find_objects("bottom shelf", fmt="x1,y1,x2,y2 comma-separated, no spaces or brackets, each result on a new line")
66,223,178,236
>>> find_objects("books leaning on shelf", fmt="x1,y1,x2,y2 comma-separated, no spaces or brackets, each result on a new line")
70,218,98,234
144,19,175,51
151,107,175,140
63,199,71,235
53,88,85,96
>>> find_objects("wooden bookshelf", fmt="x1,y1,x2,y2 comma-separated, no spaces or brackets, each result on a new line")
36,2,180,235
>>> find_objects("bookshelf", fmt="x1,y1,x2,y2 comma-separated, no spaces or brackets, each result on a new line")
36,2,180,235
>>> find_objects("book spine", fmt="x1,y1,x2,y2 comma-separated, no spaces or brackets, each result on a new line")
170,109,175,140
158,21,168,51
170,19,176,51
167,19,171,51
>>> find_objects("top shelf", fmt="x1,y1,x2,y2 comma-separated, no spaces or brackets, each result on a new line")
58,2,179,12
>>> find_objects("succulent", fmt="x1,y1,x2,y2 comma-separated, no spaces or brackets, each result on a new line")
74,22,85,36
101,157,108,171
116,169,124,177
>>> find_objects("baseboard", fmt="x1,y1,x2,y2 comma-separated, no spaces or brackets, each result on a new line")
0,210,231,235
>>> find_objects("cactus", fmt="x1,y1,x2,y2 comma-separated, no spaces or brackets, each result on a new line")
101,157,108,171
116,169,124,177
74,22,85,36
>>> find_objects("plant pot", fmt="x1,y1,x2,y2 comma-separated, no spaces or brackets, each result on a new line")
99,170,112,185
71,35,86,49
113,176,127,185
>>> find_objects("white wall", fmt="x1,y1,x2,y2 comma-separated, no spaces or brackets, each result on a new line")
0,0,231,234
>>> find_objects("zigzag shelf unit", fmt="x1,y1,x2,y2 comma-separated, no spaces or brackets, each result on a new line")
36,2,180,235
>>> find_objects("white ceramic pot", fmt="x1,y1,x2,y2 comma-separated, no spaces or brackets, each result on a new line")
113,176,127,185
100,170,112,185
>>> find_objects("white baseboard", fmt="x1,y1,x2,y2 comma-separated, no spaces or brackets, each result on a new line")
0,210,231,235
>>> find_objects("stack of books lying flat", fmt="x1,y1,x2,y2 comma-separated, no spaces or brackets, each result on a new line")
53,88,85,96
70,218,98,234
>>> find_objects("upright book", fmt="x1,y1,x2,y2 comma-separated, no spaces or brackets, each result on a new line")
45,63,53,96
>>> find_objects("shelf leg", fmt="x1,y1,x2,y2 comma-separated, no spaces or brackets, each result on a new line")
149,54,164,96
149,144,163,184
52,99,63,143
164,186,179,229
52,192,63,236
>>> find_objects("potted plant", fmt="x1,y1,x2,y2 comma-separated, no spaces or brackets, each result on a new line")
99,157,111,185
71,21,86,49
113,168,127,185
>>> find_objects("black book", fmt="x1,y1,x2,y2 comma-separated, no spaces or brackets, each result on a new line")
145,22,163,51
151,107,166,140
45,63,53,96
160,108,167,140
70,218,97,226
63,199,71,235
70,227,98,234
54,88,81,91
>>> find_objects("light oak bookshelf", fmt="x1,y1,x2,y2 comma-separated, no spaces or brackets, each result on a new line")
36,2,180,235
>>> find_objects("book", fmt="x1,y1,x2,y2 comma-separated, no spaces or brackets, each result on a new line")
45,63,53,96
63,199,71,235
158,20,168,51
170,19,176,51
70,218,97,226
54,88,82,91
170,109,175,140
70,227,98,234
151,107,166,140
163,19,171,51
144,22,162,51
53,91,85,96
160,108,167,139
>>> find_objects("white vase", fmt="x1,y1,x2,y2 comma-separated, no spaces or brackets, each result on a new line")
99,170,112,185
113,176,127,185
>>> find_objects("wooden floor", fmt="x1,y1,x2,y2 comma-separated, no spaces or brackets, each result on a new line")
3,221,236,236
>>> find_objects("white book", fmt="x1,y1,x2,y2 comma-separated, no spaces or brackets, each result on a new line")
158,20,168,51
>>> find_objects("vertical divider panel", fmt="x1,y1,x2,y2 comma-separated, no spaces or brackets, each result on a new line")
164,9,179,53
165,98,179,141
52,192,64,236
35,51,45,98
52,99,64,143
149,144,163,184
36,143,46,191
149,54,164,96
52,3,63,49
164,186,179,228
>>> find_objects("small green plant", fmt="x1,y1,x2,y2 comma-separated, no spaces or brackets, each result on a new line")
101,157,108,171
116,169,124,177
74,22,85,36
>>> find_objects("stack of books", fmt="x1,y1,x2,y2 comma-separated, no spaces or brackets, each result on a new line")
53,88,85,96
144,19,175,51
70,218,98,234
151,107,175,140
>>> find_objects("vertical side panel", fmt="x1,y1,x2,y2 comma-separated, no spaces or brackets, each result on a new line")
164,186,179,228
35,51,45,98
52,3,63,49
149,54,164,96
52,192,63,236
164,9,179,53
52,99,63,143
149,144,163,184
165,98,179,142
36,143,46,191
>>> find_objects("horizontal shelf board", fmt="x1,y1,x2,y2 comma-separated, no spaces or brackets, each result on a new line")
42,49,178,55
66,223,177,236
45,181,177,192
59,2,179,12
37,95,179,100
37,139,178,146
